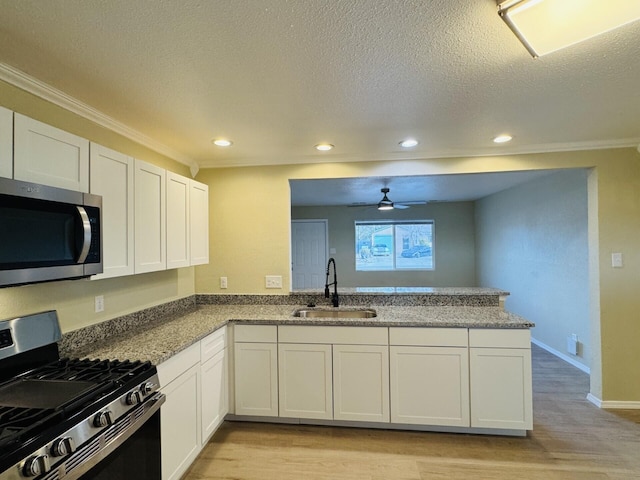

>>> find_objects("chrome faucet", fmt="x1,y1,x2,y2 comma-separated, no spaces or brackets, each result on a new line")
324,257,339,307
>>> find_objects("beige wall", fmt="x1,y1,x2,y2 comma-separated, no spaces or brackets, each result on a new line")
195,149,640,403
0,80,195,333
291,202,476,287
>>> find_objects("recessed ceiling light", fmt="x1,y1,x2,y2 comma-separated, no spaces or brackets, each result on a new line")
493,134,513,144
399,139,418,148
315,143,334,151
212,139,233,147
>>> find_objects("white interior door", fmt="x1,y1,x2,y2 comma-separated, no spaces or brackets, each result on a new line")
291,220,328,290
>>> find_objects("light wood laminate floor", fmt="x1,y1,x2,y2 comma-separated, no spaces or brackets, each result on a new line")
185,345,640,479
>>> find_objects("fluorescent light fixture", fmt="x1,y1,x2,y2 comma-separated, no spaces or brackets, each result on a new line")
399,139,418,148
315,143,334,151
212,139,233,147
498,0,640,57
493,134,513,143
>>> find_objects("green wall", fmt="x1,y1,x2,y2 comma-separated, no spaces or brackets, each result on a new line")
291,202,476,287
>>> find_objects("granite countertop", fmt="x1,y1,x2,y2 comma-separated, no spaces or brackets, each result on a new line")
66,304,534,366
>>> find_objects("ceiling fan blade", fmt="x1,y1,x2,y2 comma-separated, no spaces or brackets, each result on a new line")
394,204,410,209
348,203,377,208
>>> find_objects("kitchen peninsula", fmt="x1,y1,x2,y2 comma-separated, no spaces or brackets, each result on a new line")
60,288,534,480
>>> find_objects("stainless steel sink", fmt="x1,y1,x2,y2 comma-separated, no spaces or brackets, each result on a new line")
293,308,377,318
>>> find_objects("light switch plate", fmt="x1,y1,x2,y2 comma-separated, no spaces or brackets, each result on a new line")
265,275,283,289
612,252,623,268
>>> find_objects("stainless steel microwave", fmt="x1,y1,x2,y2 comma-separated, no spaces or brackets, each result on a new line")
0,177,102,287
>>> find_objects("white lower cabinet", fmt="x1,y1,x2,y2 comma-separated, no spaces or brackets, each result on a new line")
333,344,390,422
158,344,201,480
232,324,532,434
390,346,469,426
389,328,470,427
158,327,228,480
234,325,279,417
278,343,333,420
469,329,533,430
200,327,228,444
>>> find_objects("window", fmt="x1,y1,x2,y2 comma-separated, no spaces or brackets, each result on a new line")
355,220,434,271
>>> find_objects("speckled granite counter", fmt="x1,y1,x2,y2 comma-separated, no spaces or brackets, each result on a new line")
62,303,533,366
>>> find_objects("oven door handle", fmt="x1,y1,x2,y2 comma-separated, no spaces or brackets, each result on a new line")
75,206,92,264
56,392,166,480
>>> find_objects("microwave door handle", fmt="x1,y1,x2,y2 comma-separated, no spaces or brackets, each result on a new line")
76,206,92,263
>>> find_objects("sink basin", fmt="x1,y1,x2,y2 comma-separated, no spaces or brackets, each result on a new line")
293,308,377,318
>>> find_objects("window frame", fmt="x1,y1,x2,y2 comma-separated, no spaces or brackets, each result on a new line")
354,219,435,272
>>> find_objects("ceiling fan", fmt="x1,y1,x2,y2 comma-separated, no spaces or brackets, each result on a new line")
349,188,427,210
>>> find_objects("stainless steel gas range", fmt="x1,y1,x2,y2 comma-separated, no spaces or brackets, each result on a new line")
0,311,165,480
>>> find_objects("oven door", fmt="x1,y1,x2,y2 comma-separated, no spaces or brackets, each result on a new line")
41,393,165,480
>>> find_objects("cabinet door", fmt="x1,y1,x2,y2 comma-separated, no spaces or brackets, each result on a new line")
14,113,89,191
234,342,278,417
201,348,227,444
166,172,190,269
0,106,11,179
278,343,333,420
134,159,166,273
161,363,201,480
333,345,389,422
190,180,209,265
89,144,134,279
390,346,470,427
470,347,533,430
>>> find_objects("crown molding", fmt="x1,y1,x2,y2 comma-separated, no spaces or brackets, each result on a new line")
0,62,196,170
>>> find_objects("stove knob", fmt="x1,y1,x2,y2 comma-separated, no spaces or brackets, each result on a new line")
93,410,113,428
51,436,76,457
140,381,156,395
126,390,142,405
22,454,51,477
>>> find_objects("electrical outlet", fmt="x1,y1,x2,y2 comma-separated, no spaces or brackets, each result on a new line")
94,295,104,313
220,276,228,289
265,275,283,289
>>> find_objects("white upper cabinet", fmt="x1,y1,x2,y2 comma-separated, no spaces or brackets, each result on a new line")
0,106,12,179
166,172,191,269
90,144,135,279
14,113,89,192
134,159,166,273
189,179,209,266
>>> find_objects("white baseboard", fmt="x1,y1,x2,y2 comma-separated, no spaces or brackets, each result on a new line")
531,337,590,374
587,394,640,409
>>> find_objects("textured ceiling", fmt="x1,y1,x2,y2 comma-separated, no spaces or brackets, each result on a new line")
289,169,558,206
0,0,639,171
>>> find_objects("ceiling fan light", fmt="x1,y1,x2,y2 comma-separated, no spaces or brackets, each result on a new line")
377,189,394,210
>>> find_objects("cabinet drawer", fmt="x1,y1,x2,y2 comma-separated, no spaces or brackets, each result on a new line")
234,324,278,343
157,342,200,387
469,329,530,349
201,326,227,362
278,325,387,345
389,327,468,347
